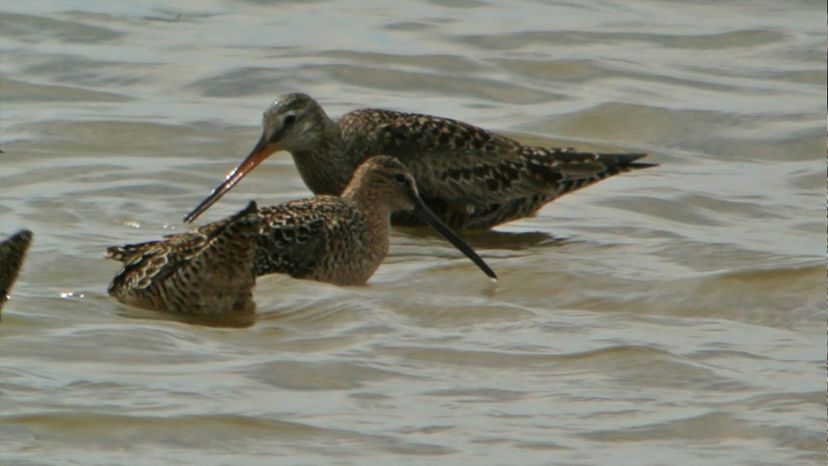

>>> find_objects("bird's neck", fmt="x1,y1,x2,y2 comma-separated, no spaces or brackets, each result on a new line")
291,119,359,196
343,183,393,238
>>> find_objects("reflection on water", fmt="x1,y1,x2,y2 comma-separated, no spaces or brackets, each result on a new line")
0,0,824,464
397,225,568,251
114,304,258,328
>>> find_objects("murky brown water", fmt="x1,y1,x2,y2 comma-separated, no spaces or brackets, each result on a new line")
1,1,824,464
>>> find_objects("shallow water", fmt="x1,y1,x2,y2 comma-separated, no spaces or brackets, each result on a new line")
0,1,824,464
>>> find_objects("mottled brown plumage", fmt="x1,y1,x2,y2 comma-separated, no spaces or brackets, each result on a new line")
107,202,260,314
247,156,495,284
109,157,495,314
184,93,656,228
0,229,33,314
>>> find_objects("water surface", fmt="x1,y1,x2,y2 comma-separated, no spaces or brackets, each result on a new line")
0,1,824,464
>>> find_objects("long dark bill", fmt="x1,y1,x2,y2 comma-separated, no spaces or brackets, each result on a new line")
412,198,497,280
183,138,276,223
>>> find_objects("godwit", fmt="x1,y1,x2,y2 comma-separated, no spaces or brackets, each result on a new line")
0,229,33,314
184,93,656,229
108,157,494,314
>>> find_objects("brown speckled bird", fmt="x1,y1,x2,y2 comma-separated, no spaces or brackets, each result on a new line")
107,201,260,314
245,156,494,284
109,157,495,314
184,93,656,228
0,229,33,314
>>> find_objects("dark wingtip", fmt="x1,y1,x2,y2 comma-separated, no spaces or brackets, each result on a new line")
230,200,259,221
243,200,258,213
598,153,657,170
622,153,657,170
1,230,33,257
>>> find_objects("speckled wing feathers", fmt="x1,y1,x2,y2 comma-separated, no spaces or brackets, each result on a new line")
106,202,260,314
108,195,377,304
339,109,652,228
346,109,646,196
343,110,534,200
251,198,338,278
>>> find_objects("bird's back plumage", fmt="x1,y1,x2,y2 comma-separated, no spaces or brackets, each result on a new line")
337,108,655,228
107,202,260,314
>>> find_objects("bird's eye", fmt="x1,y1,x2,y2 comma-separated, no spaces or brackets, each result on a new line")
284,115,297,126
392,174,407,184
